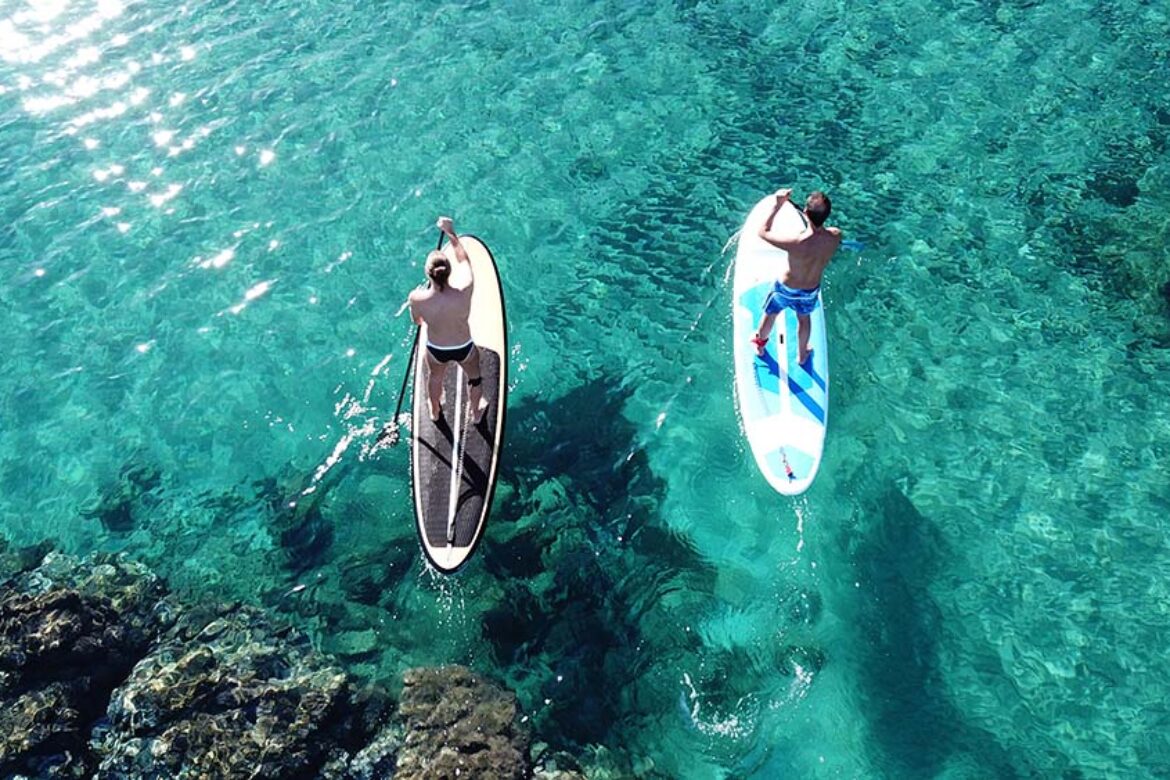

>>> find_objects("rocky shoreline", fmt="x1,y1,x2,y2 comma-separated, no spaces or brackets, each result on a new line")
0,541,585,779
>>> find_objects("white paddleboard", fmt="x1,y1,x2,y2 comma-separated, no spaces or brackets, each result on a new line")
411,235,507,573
732,195,829,495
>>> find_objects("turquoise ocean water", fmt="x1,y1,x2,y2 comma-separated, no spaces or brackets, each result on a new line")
3,0,1170,776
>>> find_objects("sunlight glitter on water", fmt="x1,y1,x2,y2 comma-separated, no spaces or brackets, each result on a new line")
1,0,123,65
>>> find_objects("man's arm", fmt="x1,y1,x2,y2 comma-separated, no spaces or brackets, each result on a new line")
758,189,804,250
436,216,470,264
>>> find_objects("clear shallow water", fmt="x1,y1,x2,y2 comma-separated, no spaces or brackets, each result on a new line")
2,0,1170,776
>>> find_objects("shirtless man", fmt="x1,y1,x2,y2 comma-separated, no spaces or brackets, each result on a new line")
750,189,842,366
408,217,489,424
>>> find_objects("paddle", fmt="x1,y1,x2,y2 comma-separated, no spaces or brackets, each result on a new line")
377,229,447,446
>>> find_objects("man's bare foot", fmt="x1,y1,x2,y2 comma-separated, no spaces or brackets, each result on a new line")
798,348,814,368
473,397,489,425
428,400,442,422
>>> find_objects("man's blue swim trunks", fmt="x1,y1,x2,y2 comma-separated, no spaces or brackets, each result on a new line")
764,282,820,316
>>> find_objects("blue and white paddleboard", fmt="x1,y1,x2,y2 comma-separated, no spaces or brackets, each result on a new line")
733,195,829,495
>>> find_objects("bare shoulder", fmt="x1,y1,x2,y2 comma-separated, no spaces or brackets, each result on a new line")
828,226,843,238
408,287,429,302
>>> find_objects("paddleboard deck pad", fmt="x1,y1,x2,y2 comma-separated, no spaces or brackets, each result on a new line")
411,235,507,573
733,195,829,495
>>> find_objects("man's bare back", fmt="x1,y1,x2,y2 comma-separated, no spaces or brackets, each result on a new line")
751,189,842,364
759,190,841,291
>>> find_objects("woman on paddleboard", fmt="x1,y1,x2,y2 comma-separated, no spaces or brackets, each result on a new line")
408,217,489,424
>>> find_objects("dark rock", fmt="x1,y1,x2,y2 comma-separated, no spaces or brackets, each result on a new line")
483,584,543,664
395,665,530,780
0,546,592,778
0,538,53,580
486,380,716,756
256,477,335,573
322,722,401,780
329,628,380,661
627,524,713,585
533,546,631,747
339,547,415,607
1090,167,1140,208
0,549,403,779
482,524,550,580
0,554,166,778
534,770,589,780
93,603,391,779
81,464,162,534
533,757,589,780
840,480,1023,777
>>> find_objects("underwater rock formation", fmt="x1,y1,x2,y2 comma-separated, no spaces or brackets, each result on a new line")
476,379,724,757
841,480,1021,778
0,551,166,778
0,536,53,578
81,464,162,534
0,544,578,779
256,474,335,574
395,665,531,780
93,602,392,779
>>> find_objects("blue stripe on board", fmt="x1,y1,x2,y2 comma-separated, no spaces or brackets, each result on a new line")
789,310,827,395
743,281,781,416
780,310,826,424
805,356,827,393
754,349,780,396
742,281,828,427
786,375,826,424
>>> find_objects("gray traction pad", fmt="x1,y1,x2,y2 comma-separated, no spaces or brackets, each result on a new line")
413,347,501,548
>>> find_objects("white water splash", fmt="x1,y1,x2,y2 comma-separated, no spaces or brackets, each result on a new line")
679,672,758,741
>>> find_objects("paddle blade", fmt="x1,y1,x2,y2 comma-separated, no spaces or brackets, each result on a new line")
377,421,402,447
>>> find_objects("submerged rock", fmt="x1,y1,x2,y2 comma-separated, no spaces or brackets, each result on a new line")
395,665,531,780
0,553,166,779
81,464,162,534
0,545,583,779
0,537,52,579
0,550,392,779
93,604,391,779
262,480,335,574
338,546,415,607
